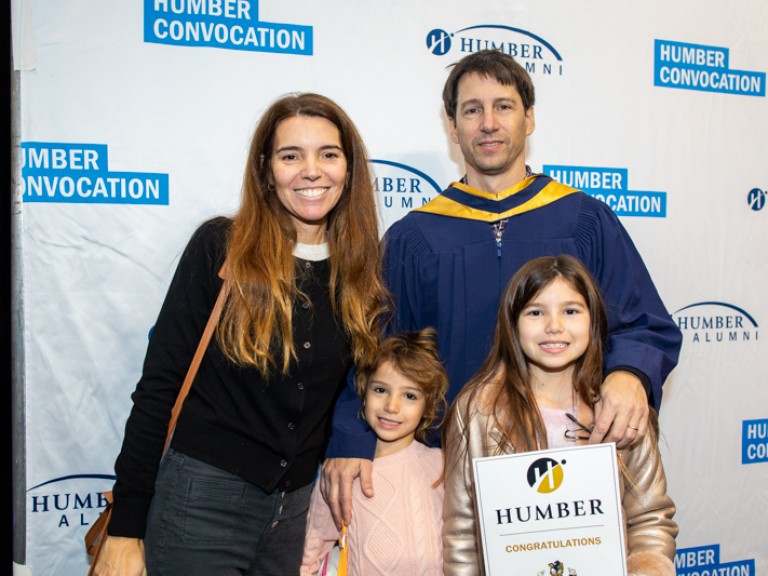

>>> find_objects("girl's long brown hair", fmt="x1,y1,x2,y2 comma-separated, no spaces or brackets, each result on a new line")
218,93,390,375
446,255,608,452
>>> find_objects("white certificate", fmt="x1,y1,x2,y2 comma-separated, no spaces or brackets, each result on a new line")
472,443,627,576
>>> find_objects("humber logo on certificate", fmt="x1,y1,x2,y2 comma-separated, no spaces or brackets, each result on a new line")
472,443,626,575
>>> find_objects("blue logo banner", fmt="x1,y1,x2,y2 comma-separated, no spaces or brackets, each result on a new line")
22,142,170,205
144,0,313,54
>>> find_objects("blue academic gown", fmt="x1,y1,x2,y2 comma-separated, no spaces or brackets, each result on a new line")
327,174,682,458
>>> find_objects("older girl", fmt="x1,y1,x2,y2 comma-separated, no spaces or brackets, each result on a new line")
442,255,677,576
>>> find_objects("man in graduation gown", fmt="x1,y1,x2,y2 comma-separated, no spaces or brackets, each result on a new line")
321,49,682,528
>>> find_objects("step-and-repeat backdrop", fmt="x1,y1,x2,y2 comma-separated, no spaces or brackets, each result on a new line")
12,1,767,574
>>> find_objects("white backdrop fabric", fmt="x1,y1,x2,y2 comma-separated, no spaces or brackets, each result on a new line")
13,1,767,574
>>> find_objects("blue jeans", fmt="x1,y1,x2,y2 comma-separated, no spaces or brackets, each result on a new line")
144,449,312,576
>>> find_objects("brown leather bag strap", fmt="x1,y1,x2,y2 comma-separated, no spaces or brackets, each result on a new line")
163,261,230,449
86,262,231,572
85,496,112,576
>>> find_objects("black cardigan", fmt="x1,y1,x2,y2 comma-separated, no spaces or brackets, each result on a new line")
109,217,352,537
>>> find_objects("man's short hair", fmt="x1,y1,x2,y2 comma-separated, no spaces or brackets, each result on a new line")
442,49,536,121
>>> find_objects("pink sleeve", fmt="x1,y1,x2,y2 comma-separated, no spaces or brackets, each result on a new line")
300,481,342,576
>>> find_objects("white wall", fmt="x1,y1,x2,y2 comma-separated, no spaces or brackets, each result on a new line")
12,1,767,573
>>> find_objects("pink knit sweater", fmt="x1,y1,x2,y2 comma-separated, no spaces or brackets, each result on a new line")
300,441,444,575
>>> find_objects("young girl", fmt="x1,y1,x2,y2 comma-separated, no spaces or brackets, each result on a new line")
301,328,448,575
442,255,678,576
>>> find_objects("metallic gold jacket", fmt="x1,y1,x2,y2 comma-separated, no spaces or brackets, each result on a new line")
442,388,679,576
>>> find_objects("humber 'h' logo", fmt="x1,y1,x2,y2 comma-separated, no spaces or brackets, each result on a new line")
748,187,766,212
527,457,566,494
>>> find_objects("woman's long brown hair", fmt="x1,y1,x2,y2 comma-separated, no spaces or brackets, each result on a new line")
218,93,390,375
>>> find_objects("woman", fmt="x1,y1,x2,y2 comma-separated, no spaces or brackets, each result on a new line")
95,93,390,576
